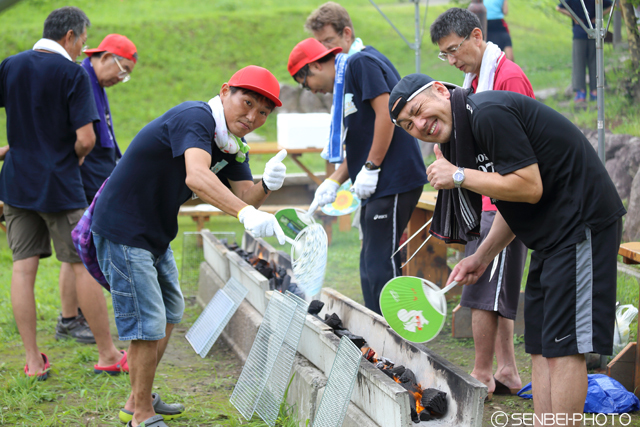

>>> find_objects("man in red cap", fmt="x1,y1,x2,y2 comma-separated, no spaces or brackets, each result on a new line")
55,34,138,348
90,65,287,427
287,38,428,315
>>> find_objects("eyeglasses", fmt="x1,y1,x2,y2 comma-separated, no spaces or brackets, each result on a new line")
437,35,469,61
113,56,131,83
299,67,311,91
319,30,343,49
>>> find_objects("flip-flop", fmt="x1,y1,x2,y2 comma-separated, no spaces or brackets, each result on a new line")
94,350,129,375
119,393,185,423
24,352,50,381
493,377,521,395
125,414,168,427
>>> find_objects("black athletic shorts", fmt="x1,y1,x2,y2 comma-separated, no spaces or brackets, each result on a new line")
461,210,527,319
524,219,621,358
487,19,512,50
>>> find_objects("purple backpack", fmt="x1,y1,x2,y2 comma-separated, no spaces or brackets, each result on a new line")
72,178,110,292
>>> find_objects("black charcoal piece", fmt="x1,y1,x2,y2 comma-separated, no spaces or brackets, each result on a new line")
308,300,325,315
280,275,290,293
324,313,344,330
268,277,276,291
420,389,447,416
389,365,406,378
419,410,432,421
333,329,366,348
399,369,417,385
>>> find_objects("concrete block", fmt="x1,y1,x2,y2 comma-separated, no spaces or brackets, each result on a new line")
227,250,270,315
287,354,327,427
202,231,230,282
315,386,381,427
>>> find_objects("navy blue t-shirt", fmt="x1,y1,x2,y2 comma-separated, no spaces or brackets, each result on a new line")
0,50,99,211
92,101,253,256
343,47,428,204
558,0,612,39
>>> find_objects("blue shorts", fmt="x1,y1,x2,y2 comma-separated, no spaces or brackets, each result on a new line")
93,232,184,341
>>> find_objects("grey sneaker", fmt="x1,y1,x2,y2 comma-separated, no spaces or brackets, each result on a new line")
55,313,96,344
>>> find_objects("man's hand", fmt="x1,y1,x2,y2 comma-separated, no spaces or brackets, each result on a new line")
78,156,85,166
262,149,287,191
426,144,457,190
238,205,286,245
352,166,380,200
447,253,489,286
308,179,340,214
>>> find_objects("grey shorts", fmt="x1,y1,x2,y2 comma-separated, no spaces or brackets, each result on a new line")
4,204,85,263
460,210,528,319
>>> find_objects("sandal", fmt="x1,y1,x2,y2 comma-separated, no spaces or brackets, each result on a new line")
126,414,168,427
94,350,128,375
24,352,50,381
119,393,185,423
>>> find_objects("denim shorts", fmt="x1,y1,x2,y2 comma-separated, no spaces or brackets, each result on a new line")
93,232,184,341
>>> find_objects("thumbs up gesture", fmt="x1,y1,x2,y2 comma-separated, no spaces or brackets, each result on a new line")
262,149,287,191
426,144,456,190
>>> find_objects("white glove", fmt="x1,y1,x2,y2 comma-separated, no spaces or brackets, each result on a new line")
262,149,287,191
308,179,340,214
238,206,285,245
352,166,380,199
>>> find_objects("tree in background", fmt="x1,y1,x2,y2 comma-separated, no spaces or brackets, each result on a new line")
619,0,640,100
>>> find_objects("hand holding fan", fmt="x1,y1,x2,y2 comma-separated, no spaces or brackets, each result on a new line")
379,277,459,343
321,179,360,216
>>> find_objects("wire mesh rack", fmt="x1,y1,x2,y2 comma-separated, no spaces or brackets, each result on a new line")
230,291,297,420
312,336,362,427
185,277,247,358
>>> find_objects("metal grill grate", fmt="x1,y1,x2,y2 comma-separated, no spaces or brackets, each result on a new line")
255,292,310,426
312,336,362,427
180,231,203,298
230,291,297,420
185,277,247,358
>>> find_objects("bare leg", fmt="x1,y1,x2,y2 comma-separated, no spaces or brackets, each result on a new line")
124,323,176,413
549,354,587,426
531,354,552,427
470,308,498,393
504,46,514,62
59,262,78,318
11,256,44,375
72,263,122,366
128,339,159,426
494,317,522,390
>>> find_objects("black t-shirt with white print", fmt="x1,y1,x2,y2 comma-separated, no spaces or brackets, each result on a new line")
465,90,625,255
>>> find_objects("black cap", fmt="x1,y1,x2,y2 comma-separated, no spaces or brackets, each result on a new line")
389,74,458,125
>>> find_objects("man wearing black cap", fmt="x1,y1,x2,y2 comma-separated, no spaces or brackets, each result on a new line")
91,66,287,427
287,38,428,315
389,74,625,424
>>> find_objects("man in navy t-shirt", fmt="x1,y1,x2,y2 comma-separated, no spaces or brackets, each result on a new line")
54,34,138,347
0,6,127,380
92,66,286,426
287,33,428,315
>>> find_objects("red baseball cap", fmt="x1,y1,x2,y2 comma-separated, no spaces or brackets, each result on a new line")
228,65,282,107
84,34,138,64
287,38,342,76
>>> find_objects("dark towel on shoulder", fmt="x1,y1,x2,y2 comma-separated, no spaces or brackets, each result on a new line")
429,88,482,244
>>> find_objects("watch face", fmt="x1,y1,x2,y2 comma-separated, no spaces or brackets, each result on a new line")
453,171,464,183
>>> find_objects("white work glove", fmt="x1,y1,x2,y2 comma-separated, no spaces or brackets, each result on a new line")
262,149,287,192
308,179,340,214
238,205,286,245
352,166,380,200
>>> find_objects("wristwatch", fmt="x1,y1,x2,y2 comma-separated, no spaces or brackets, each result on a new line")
453,167,465,188
364,160,380,171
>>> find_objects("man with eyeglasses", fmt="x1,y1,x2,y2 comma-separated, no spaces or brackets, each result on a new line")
287,37,428,315
0,6,126,380
429,7,534,399
389,73,625,426
53,34,138,349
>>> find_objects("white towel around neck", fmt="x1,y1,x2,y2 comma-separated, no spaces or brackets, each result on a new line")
33,38,73,62
462,42,504,93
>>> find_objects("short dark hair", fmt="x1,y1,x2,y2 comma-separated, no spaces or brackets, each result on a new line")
43,6,90,42
229,86,276,111
305,2,355,39
291,54,335,83
430,8,481,45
